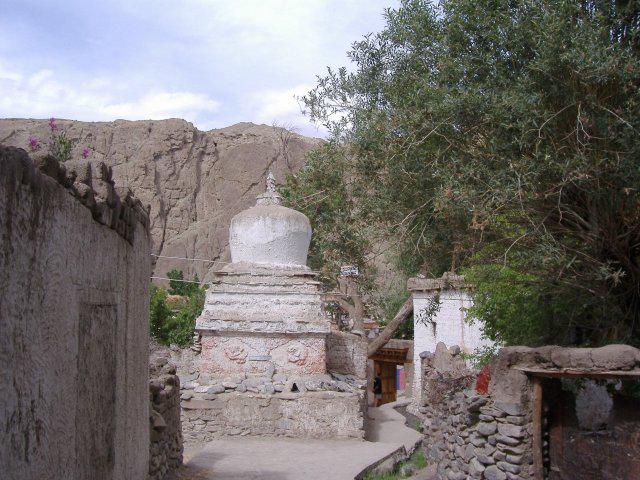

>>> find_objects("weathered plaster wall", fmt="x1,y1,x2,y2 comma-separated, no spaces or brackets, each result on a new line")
149,356,183,480
0,147,150,480
410,275,494,401
229,203,312,267
326,331,368,378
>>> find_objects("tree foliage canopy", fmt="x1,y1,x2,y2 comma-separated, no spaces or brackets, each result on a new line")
287,0,640,346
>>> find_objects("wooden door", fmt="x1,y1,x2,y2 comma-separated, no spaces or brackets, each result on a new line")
380,362,397,405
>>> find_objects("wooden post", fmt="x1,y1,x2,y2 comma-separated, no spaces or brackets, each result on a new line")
532,376,544,480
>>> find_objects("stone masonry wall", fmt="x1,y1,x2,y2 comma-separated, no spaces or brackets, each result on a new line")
419,343,534,480
418,342,640,480
182,391,365,441
149,356,183,480
326,330,368,379
0,146,151,480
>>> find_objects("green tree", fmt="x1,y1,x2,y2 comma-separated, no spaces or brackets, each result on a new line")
150,283,172,344
165,286,206,347
282,144,374,290
293,0,640,346
167,269,201,297
150,269,207,347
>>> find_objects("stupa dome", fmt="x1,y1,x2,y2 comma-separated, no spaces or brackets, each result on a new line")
228,173,311,268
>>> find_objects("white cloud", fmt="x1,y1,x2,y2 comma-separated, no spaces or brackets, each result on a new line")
0,61,23,82
0,63,220,125
249,84,310,123
101,91,220,119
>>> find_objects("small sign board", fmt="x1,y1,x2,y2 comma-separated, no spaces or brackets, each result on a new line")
248,354,272,362
340,265,359,277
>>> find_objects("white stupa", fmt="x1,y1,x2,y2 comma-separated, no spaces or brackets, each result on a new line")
195,173,330,379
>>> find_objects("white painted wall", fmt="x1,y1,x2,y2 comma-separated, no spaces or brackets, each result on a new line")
412,289,494,399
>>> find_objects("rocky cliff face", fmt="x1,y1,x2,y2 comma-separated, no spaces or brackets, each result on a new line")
0,118,321,280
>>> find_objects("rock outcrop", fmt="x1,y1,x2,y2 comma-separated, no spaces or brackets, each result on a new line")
0,118,321,280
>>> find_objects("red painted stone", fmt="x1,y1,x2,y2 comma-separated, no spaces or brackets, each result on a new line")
475,365,491,395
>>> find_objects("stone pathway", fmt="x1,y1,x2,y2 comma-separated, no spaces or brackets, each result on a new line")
177,400,423,480
365,399,424,454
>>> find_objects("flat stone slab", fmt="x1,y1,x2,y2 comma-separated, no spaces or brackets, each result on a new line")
179,437,403,480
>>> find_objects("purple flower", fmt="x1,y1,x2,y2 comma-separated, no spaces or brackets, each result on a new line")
28,136,41,151
49,117,58,131
81,147,90,158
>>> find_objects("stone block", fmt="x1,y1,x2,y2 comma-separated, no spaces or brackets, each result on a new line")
494,402,524,416
207,384,225,394
469,457,485,478
497,461,521,475
495,434,521,447
505,454,523,465
477,421,498,436
591,344,638,370
484,465,507,480
497,423,525,439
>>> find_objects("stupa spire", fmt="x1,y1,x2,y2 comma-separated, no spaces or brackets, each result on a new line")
256,170,282,205
266,171,276,194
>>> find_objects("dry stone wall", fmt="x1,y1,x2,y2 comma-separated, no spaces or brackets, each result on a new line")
419,344,534,479
149,356,183,480
418,342,640,480
0,146,150,480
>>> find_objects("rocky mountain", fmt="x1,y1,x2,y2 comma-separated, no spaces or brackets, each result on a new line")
0,118,322,281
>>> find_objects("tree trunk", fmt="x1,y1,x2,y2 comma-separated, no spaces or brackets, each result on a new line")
367,297,413,358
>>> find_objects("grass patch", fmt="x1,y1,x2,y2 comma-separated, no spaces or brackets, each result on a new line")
364,450,428,480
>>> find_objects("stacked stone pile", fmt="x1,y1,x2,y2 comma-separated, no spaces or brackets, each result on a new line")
149,356,183,480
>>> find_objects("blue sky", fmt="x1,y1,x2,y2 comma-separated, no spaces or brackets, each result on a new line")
0,0,396,137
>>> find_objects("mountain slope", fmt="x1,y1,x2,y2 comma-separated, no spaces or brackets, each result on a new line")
0,118,322,280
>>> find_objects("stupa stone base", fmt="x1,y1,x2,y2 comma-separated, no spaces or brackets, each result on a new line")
196,265,330,378
181,391,365,440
